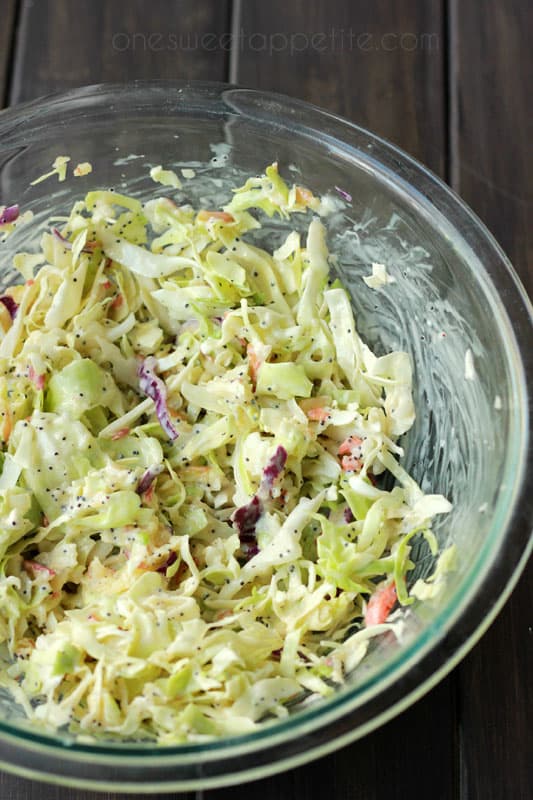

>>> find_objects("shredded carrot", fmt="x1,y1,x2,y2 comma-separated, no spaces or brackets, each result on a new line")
306,407,331,423
365,583,397,626
111,427,130,440
197,210,235,223
295,186,315,205
28,365,45,390
23,560,56,578
246,344,263,392
247,343,261,390
110,293,123,309
142,484,155,503
341,455,362,472
338,435,363,456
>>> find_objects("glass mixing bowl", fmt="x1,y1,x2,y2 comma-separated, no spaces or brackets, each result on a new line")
0,82,531,792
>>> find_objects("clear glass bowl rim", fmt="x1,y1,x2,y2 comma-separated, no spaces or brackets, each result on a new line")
0,80,531,792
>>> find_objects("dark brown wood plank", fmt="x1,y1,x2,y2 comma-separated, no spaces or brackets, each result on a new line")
0,0,18,108
458,567,533,800
0,771,193,800
450,0,532,294
210,679,458,800
451,3,532,799
233,0,446,174
10,0,230,105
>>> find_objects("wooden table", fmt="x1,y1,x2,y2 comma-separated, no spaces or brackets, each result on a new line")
0,2,531,798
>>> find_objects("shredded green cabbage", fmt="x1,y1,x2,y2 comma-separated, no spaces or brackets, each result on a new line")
0,163,453,744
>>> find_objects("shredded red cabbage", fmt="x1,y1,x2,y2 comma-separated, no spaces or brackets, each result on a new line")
259,446,287,495
0,205,19,225
156,551,177,574
241,540,259,559
52,227,97,253
137,464,164,495
232,446,288,560
233,495,262,538
52,227,75,249
334,186,352,202
0,296,18,319
138,357,179,441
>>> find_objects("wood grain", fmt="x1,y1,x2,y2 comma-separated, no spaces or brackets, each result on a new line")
9,0,230,105
450,0,532,294
0,0,18,108
458,568,533,800
210,679,458,800
233,0,446,175
0,771,194,800
450,3,532,798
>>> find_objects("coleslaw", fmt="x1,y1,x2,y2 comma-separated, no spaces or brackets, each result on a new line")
0,162,453,742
